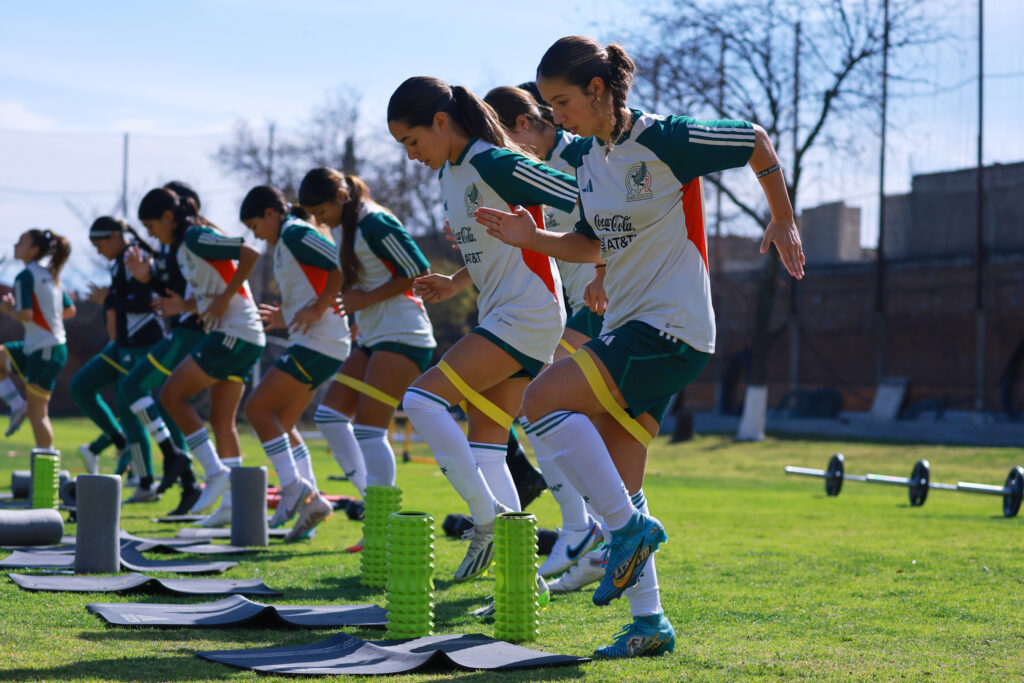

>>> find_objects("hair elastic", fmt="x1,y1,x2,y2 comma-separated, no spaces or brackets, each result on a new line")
756,163,782,178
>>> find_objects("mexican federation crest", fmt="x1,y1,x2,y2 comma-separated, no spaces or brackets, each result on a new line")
464,182,482,216
625,161,653,202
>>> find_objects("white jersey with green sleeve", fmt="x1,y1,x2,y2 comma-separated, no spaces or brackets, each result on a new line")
178,226,266,347
542,130,595,314
335,201,435,350
275,216,351,361
439,138,577,364
574,110,755,353
13,262,67,352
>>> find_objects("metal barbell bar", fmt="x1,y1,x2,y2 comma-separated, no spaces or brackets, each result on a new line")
785,453,1024,518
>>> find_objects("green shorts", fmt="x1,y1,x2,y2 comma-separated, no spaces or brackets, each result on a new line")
471,327,543,379
357,341,436,374
3,341,68,392
274,344,344,388
191,332,263,383
101,341,154,376
583,320,710,424
124,327,206,397
565,306,605,339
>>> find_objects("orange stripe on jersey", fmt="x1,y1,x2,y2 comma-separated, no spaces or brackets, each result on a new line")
298,262,328,295
208,259,250,299
512,204,558,299
681,178,709,271
30,293,52,333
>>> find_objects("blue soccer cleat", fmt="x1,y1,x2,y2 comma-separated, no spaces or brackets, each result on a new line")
593,510,666,606
593,612,676,658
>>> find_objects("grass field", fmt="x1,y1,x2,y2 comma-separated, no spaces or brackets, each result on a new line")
1,418,1022,681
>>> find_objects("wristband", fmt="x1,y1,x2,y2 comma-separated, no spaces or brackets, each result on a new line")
755,163,781,178
594,264,606,269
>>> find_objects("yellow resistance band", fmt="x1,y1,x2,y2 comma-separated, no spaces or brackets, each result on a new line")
436,360,514,430
99,353,130,375
558,338,577,354
334,373,400,408
4,347,50,398
147,352,173,376
568,350,653,447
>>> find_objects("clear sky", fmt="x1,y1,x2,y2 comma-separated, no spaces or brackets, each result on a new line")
0,0,1021,288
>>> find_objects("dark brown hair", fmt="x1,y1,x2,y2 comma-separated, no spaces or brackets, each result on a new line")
484,85,555,131
298,167,374,288
138,187,216,242
88,216,154,254
537,36,636,149
25,229,71,282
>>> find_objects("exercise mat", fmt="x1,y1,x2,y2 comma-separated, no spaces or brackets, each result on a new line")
0,549,74,569
151,514,206,524
9,572,281,596
197,632,590,674
175,527,289,540
88,594,386,628
119,542,237,574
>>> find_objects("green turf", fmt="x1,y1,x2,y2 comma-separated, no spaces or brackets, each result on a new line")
1,417,1022,681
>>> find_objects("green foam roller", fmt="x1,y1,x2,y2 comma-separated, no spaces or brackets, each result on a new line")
31,453,60,511
493,512,540,642
360,485,402,587
385,511,435,638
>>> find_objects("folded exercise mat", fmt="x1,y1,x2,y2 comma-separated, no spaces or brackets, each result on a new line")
152,514,206,524
175,527,289,540
118,542,237,574
9,572,282,596
88,594,387,628
197,632,590,674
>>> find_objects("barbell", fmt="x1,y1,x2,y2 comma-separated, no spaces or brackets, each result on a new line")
785,453,1024,518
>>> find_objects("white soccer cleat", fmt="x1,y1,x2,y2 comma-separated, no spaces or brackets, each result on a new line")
188,469,230,514
126,485,160,504
284,493,333,542
5,401,27,437
548,546,608,593
538,518,602,578
197,502,232,527
453,502,511,583
78,444,99,475
269,478,314,529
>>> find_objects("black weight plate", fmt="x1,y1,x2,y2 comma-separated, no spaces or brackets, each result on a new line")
908,459,930,507
1002,466,1023,518
825,453,844,496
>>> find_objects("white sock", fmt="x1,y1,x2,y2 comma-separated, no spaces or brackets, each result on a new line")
130,396,172,444
262,434,298,488
403,387,497,525
0,378,24,410
470,442,521,511
314,404,366,495
529,410,633,530
185,428,229,478
220,456,242,508
522,418,588,529
587,502,612,543
292,441,317,491
354,424,396,488
625,489,662,617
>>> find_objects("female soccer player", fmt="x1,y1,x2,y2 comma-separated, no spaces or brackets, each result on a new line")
144,188,266,526
69,217,166,501
475,36,804,657
240,184,344,542
387,77,577,582
0,229,73,449
299,167,435,549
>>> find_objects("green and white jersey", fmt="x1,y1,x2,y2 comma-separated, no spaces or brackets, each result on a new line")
178,226,266,347
543,130,595,314
574,110,755,353
275,216,350,361
440,138,577,364
336,201,435,350
13,262,67,352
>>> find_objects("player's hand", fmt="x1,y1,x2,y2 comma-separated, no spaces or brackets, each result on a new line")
584,270,608,314
124,245,151,282
201,292,231,330
442,220,460,250
413,273,458,304
331,294,347,318
258,303,285,330
474,205,538,248
761,218,805,279
0,293,14,315
289,305,319,335
339,289,372,315
153,291,185,317
86,283,109,305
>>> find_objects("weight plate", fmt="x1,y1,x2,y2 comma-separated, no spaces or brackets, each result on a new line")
825,453,844,496
1002,466,1023,518
908,459,930,507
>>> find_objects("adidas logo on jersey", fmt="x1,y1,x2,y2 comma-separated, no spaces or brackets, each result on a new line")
581,179,594,193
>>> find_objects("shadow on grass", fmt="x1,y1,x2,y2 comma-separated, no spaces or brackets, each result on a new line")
416,664,588,682
0,653,233,681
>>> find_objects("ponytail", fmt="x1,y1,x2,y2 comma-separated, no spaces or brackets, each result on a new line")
338,174,373,289
26,229,71,282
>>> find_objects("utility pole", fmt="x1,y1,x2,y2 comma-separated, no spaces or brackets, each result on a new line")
266,123,275,185
975,0,986,412
875,0,890,385
121,133,129,218
789,21,801,391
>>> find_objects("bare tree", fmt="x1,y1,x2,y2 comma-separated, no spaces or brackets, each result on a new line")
627,0,941,438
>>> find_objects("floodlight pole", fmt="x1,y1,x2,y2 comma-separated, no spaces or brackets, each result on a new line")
975,0,986,413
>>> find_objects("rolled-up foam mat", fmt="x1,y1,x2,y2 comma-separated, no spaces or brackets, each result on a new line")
197,632,590,674
9,572,282,596
0,509,64,545
11,471,30,499
231,467,268,547
87,594,386,628
75,474,121,573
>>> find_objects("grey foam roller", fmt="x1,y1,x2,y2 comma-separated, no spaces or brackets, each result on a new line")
230,466,268,547
75,474,122,573
0,509,65,545
11,471,30,499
